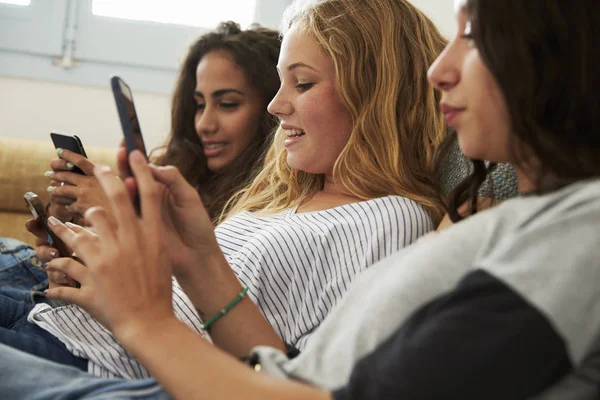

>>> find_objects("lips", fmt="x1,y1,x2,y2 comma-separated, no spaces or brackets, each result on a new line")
203,142,228,157
283,129,305,148
440,103,466,126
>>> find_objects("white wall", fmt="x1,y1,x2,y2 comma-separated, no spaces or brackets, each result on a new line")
0,0,456,153
410,0,457,38
0,76,171,151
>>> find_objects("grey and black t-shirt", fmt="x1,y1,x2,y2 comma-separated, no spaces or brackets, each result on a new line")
254,178,600,399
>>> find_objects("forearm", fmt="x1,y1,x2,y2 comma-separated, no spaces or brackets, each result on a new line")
177,251,286,357
118,318,330,400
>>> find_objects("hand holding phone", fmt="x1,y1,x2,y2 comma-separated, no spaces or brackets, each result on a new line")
50,132,88,175
24,192,70,257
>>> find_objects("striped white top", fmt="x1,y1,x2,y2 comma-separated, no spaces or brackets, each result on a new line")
216,196,434,350
28,280,208,379
28,195,433,379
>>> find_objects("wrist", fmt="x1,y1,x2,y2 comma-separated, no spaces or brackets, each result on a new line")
175,252,243,318
114,313,180,352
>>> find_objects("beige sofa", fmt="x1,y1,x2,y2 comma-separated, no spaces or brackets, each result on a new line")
0,137,117,246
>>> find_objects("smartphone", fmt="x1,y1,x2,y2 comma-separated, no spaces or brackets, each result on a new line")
23,192,70,258
110,76,148,159
50,132,88,175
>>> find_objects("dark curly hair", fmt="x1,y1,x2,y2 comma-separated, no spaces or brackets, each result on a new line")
152,21,281,222
440,0,600,221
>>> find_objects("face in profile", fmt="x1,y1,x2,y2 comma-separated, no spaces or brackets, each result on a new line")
428,0,512,164
194,49,264,173
267,24,353,178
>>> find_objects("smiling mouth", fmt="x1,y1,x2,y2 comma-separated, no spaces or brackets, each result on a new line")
204,143,227,149
203,142,228,157
286,129,305,138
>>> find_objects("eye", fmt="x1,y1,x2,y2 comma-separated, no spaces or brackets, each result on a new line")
196,103,206,111
220,102,240,110
296,83,314,92
461,20,474,42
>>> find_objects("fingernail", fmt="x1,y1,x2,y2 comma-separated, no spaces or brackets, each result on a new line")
56,148,63,156
47,186,55,193
95,165,111,174
66,162,74,169
44,171,53,178
47,216,60,227
49,250,58,259
131,151,144,163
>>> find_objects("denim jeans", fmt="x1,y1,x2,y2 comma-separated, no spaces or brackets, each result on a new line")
0,293,88,371
0,343,170,400
0,237,51,304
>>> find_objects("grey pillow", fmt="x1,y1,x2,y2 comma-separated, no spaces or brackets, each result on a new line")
437,139,518,200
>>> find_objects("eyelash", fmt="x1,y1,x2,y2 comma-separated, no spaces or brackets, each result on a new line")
296,83,314,92
196,103,240,111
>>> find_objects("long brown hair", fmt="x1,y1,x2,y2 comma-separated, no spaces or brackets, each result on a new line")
226,0,448,223
444,0,600,221
152,21,281,221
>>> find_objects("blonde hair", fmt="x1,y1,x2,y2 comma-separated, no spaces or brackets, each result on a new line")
223,0,448,223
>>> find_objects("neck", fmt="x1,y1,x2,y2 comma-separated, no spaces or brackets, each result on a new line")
322,175,351,196
515,166,536,193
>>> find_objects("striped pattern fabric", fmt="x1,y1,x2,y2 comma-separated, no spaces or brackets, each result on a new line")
217,196,434,350
28,280,208,379
28,195,433,379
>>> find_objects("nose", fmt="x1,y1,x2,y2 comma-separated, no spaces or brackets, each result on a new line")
267,86,293,117
427,45,460,92
195,106,218,135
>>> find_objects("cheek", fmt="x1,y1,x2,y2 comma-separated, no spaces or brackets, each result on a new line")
301,90,353,148
225,110,262,152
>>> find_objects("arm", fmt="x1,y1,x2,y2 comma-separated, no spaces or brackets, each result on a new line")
334,269,572,400
174,251,287,356
118,316,328,400
122,146,285,356
43,152,326,398
46,151,284,355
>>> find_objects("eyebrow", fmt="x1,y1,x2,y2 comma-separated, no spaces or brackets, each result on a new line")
276,62,318,73
193,89,244,99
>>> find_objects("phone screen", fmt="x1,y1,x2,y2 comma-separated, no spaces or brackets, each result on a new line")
111,76,148,158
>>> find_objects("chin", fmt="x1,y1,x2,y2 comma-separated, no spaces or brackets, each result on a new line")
207,160,227,174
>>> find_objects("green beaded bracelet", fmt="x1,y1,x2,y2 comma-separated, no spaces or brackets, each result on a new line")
201,286,249,331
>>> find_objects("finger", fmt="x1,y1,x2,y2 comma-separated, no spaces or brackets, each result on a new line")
49,171,84,186
50,158,77,172
45,285,84,306
130,151,161,227
64,200,84,216
46,257,88,285
124,177,138,204
83,207,117,241
150,165,200,205
36,244,60,262
93,165,138,235
47,270,78,287
117,147,131,180
49,184,78,200
26,218,47,239
58,149,97,176
46,216,78,250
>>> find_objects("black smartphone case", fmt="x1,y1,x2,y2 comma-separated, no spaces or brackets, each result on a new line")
50,132,87,175
110,76,148,158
